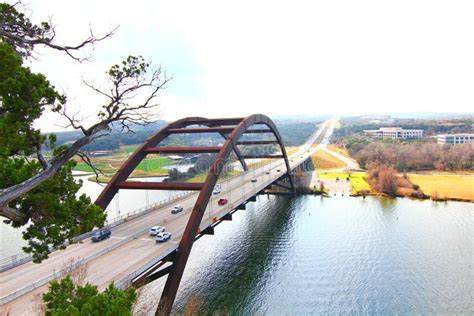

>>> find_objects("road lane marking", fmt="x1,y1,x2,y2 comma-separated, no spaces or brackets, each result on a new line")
139,238,155,242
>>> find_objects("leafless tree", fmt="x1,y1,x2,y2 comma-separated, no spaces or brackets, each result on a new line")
58,257,89,286
0,2,170,222
0,54,170,222
0,1,117,61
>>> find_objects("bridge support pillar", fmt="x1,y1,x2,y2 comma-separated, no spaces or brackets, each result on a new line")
201,226,214,235
222,213,232,221
237,203,246,210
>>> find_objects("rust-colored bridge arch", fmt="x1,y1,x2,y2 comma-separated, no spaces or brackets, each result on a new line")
95,114,294,315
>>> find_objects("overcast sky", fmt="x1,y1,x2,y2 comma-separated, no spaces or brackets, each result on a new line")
16,0,474,132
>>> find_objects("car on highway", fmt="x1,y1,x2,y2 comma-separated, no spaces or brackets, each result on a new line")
277,169,281,172
91,228,111,242
171,205,184,214
251,178,257,183
265,171,270,175
213,187,221,195
215,183,221,189
218,198,228,206
155,232,172,242
149,226,165,236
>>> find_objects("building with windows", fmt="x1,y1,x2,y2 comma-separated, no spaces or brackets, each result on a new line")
437,133,474,145
363,127,424,139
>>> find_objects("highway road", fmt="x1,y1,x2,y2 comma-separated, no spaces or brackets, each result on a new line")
0,119,336,315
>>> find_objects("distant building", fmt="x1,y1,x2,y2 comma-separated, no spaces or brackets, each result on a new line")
437,133,474,145
363,127,424,139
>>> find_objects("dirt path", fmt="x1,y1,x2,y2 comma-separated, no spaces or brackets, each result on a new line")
320,147,360,171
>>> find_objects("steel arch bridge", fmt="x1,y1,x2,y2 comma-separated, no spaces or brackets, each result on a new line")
95,114,294,314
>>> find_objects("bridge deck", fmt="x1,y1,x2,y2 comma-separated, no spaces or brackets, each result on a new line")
0,120,335,314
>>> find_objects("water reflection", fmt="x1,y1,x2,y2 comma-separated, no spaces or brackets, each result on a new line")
178,196,298,312
138,195,472,314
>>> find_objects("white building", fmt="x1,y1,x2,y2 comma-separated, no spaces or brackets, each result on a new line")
363,127,424,139
437,133,474,145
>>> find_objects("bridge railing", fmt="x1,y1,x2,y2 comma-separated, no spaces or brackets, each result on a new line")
0,191,195,273
0,225,158,306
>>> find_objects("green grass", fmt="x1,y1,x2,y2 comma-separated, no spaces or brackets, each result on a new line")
186,173,208,182
317,171,371,194
74,162,111,173
121,145,138,155
185,169,241,183
134,157,173,172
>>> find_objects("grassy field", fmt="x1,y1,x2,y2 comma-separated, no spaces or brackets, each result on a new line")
318,171,371,194
122,145,138,155
185,169,241,183
135,157,173,172
311,150,346,170
74,162,115,173
326,144,350,158
408,173,474,201
74,145,174,181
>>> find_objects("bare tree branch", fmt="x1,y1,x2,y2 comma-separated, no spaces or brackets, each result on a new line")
0,204,27,223
36,143,50,170
0,56,170,220
76,150,104,183
0,2,118,61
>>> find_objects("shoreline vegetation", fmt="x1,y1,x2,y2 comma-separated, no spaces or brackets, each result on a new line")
74,141,473,203
315,170,474,203
310,144,474,203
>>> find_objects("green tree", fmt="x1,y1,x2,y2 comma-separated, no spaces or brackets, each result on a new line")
0,2,169,261
42,276,137,315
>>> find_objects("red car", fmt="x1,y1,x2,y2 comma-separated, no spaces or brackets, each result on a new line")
218,198,228,206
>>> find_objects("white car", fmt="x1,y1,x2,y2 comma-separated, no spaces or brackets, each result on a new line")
149,226,165,236
155,232,172,242
171,205,184,214
215,183,221,189
213,187,221,195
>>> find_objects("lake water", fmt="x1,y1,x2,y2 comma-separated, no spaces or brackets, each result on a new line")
0,170,183,259
1,176,472,314
137,195,472,314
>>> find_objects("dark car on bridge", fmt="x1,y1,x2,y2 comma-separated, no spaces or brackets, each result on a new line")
171,205,184,214
91,228,111,242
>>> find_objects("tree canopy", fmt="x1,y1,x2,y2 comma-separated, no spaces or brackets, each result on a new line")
42,276,137,315
0,2,168,261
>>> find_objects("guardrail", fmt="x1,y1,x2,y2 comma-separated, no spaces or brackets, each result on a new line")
0,191,194,273
0,158,296,274
0,225,156,305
